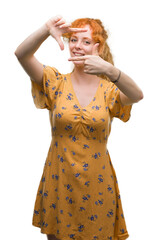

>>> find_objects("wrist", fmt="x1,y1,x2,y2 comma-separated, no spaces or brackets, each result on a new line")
105,65,120,83
41,23,50,38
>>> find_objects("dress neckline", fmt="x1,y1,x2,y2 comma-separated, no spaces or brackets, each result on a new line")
68,72,102,110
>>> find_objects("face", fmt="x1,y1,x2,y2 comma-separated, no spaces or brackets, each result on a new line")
69,25,95,66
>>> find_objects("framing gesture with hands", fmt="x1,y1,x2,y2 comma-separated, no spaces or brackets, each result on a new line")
46,15,88,50
68,43,112,75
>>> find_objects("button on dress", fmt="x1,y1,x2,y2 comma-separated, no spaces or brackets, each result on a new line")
31,65,132,240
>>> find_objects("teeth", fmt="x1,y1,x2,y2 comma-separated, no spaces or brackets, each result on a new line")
74,53,84,56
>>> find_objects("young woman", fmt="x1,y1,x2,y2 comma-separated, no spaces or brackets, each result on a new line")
15,15,143,240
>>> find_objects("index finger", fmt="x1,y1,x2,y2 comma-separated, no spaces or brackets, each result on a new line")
69,27,88,33
68,55,88,61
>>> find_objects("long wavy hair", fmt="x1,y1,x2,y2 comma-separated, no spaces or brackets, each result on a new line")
63,18,114,80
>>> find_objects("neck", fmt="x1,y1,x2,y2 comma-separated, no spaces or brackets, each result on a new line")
72,66,99,85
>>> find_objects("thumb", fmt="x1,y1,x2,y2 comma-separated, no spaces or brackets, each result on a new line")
55,36,64,50
92,43,99,55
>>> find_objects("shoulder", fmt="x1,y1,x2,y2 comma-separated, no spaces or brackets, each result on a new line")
43,65,70,82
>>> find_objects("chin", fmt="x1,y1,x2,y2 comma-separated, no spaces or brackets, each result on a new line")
73,61,85,67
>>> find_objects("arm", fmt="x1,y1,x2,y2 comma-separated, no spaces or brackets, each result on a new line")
68,44,144,106
104,65,144,106
14,16,87,86
14,24,50,86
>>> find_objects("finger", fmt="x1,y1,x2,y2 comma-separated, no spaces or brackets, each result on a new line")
59,23,71,28
69,27,88,33
92,43,99,56
55,36,64,50
68,56,88,61
54,18,66,27
54,15,62,23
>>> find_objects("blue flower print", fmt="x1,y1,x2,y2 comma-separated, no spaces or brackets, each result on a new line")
66,196,75,204
92,152,101,159
79,206,86,211
78,224,85,232
84,181,90,187
75,173,81,178
69,234,75,239
69,135,79,142
57,154,65,163
73,104,80,111
55,112,63,119
43,208,46,214
65,124,72,131
34,210,39,215
42,177,45,182
60,210,63,214
43,191,48,198
83,163,89,171
83,144,89,149
50,203,56,209
45,79,50,87
88,214,98,221
120,228,125,233
92,105,101,110
92,236,99,240
95,199,103,206
65,184,73,192
42,221,48,228
82,194,91,202
107,209,114,218
107,185,114,194
52,174,59,180
98,175,104,183
87,125,96,132
56,216,61,224
66,93,74,101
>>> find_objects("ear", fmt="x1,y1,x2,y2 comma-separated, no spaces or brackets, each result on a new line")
92,43,99,56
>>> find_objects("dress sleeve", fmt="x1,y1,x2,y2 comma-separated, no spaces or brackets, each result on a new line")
106,82,132,122
31,65,62,110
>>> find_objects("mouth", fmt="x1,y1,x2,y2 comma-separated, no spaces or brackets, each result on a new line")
73,52,85,56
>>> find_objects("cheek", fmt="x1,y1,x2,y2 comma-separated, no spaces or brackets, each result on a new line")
69,47,74,57
69,42,73,52
84,45,94,54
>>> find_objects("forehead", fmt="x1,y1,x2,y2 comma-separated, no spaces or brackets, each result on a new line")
71,25,93,39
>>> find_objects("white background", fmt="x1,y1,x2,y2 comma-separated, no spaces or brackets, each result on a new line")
1,0,157,239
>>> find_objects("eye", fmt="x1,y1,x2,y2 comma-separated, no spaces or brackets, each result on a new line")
84,40,91,45
70,38,77,42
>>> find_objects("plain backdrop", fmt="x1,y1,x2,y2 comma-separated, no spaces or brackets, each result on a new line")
1,0,157,240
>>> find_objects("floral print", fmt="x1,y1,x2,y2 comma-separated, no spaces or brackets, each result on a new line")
30,65,132,240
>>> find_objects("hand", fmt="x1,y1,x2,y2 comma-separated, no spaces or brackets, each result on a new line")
45,15,87,50
68,43,112,75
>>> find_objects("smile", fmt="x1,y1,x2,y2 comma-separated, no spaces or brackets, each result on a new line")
73,52,85,56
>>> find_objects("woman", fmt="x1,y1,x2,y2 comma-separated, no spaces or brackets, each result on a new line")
15,15,143,240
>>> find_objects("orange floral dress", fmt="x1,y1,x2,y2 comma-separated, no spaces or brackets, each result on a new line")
30,65,132,240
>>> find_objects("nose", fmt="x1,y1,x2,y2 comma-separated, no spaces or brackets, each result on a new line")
75,40,82,49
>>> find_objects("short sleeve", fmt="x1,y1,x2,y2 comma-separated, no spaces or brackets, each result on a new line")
106,82,132,122
31,65,62,110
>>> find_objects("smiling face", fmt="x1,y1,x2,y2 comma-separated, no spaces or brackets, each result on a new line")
69,25,95,67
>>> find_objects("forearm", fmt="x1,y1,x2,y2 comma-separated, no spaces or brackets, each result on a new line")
14,24,50,59
106,65,144,102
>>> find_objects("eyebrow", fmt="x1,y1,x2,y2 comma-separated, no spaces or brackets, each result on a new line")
71,36,92,41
